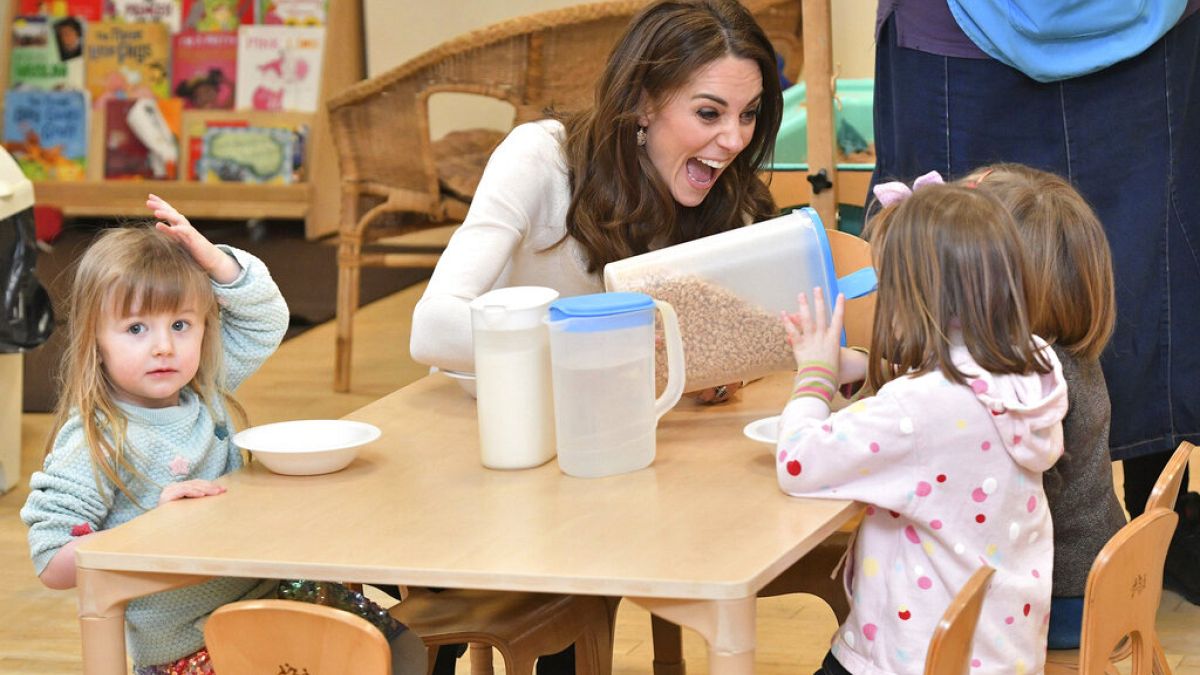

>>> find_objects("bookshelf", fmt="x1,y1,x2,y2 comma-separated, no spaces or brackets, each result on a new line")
0,0,364,239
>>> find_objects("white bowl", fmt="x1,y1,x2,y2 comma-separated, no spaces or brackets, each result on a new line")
439,369,477,398
742,415,781,444
233,420,381,476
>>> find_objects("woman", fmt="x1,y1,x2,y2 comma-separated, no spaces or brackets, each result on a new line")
870,0,1200,609
410,0,784,404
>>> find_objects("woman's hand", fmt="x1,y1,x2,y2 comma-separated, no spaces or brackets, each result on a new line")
781,288,845,375
147,194,242,284
693,381,743,404
158,479,227,506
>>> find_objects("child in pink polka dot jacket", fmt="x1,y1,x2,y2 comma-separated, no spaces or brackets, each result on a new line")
777,182,1067,675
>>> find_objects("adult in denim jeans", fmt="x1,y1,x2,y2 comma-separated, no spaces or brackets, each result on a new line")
869,0,1200,646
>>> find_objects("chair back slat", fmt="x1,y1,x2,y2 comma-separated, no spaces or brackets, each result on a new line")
1078,508,1179,675
205,599,391,675
923,565,995,675
1146,441,1195,513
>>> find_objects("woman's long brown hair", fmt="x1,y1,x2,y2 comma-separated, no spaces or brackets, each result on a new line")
560,0,783,273
47,227,246,508
866,184,1053,390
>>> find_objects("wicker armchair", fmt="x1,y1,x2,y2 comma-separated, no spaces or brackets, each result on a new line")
327,0,804,391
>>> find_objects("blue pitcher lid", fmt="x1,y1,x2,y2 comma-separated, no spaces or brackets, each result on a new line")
549,292,653,321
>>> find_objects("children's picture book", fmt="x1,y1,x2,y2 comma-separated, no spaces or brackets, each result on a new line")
198,125,295,183
106,0,183,33
2,89,89,181
235,25,325,112
181,114,305,180
9,15,85,90
17,0,103,21
257,0,325,25
180,0,253,31
172,31,237,108
85,21,171,103
103,97,182,179
182,115,244,179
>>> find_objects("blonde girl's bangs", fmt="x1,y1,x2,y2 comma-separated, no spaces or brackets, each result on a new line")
103,253,216,320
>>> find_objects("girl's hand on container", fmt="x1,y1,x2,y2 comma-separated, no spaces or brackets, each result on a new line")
781,288,845,376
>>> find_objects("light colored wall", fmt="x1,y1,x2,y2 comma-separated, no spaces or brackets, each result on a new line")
364,0,876,138
832,0,876,79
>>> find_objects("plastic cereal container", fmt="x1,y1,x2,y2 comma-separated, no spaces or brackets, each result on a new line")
603,208,875,392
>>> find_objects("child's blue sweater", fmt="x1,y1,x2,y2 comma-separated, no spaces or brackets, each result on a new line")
21,246,289,667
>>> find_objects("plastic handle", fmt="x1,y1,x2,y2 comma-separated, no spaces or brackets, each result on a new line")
837,267,878,299
653,299,686,421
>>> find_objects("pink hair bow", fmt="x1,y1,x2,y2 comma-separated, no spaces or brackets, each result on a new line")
872,170,945,207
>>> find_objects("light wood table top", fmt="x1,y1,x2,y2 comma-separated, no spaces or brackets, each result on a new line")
75,371,859,674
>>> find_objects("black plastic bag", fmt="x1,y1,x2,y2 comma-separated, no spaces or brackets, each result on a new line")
1,206,54,353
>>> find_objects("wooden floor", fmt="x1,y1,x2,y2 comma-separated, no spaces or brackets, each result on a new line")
2,230,1199,672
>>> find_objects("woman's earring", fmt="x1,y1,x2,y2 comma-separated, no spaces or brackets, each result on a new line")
636,126,647,147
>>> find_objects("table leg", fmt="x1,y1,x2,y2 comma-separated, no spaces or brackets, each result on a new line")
77,567,212,675
628,596,756,675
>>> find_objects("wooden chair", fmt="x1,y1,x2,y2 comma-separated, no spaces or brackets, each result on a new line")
1043,442,1193,675
204,599,391,674
1043,508,1179,675
389,587,617,675
1146,441,1195,513
924,565,995,675
326,0,806,391
826,228,875,349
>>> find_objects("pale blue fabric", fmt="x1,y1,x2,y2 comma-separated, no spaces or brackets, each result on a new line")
947,0,1187,81
21,246,289,666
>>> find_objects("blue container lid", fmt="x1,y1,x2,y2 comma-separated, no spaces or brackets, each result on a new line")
549,292,653,320
548,292,655,332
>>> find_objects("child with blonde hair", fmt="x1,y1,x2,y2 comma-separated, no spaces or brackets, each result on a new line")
778,183,1067,675
966,163,1126,648
21,196,424,674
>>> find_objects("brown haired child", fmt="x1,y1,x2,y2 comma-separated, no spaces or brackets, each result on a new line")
966,163,1127,648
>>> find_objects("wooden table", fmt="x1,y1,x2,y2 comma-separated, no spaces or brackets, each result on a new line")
74,371,860,674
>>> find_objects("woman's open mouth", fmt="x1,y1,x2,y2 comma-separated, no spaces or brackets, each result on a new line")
685,157,726,189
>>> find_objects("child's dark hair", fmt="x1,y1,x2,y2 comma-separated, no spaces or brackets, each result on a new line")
866,183,1052,390
965,163,1115,360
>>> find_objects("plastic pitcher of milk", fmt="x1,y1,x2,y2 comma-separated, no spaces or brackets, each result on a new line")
546,292,685,478
469,286,559,470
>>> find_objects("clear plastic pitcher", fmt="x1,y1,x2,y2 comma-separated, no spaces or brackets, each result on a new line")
546,292,685,478
469,286,559,470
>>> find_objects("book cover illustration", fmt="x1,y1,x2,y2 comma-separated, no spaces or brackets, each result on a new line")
17,0,103,21
85,21,171,104
2,89,88,181
180,0,253,31
9,15,85,90
106,0,183,33
172,31,237,108
182,116,305,180
103,97,182,179
257,0,325,25
182,115,245,179
235,25,325,112
199,125,294,183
